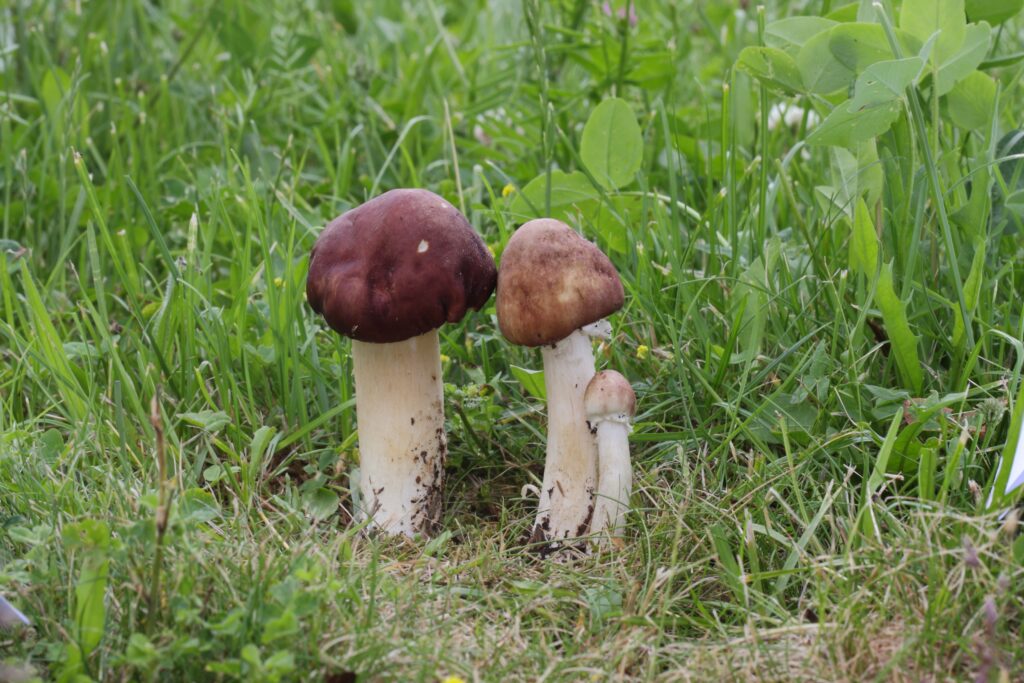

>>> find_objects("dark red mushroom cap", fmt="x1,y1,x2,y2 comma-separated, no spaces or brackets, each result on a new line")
496,219,624,347
306,189,497,343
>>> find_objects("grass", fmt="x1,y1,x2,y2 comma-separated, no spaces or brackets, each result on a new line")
1,0,1023,680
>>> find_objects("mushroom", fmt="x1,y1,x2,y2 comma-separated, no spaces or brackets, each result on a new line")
306,189,496,537
584,370,636,543
496,218,624,550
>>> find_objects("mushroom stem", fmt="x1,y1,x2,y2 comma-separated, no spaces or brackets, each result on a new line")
351,330,445,537
591,419,632,541
533,328,599,547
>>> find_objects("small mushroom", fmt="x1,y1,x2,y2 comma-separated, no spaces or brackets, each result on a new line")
496,218,624,550
307,189,496,537
584,370,636,543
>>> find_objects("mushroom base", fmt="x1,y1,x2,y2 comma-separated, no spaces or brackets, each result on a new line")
591,419,632,542
532,329,599,551
351,332,446,537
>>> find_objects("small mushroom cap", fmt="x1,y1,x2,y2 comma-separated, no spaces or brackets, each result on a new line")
584,370,636,420
496,219,624,346
306,189,497,343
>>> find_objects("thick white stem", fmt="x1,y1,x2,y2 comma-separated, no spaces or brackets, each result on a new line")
591,420,632,541
351,331,445,537
533,329,599,546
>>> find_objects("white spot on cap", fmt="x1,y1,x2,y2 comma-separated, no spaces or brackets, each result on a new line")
418,240,429,253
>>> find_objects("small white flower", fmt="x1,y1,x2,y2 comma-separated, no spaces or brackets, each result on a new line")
767,102,820,131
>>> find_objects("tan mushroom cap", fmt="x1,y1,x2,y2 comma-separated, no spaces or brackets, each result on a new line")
584,370,636,419
496,219,623,346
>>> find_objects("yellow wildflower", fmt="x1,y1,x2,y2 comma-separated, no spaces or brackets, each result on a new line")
636,344,650,360
441,677,466,683
501,183,516,198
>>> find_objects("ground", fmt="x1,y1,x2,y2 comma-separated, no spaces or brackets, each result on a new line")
1,1,1023,681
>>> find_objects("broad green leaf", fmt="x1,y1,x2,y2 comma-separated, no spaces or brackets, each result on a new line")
249,425,277,462
580,98,643,190
180,410,232,433
946,70,996,130
967,0,1024,25
36,428,64,463
508,170,597,221
125,633,159,669
62,519,111,552
900,0,966,63
806,100,901,147
584,194,645,254
628,52,676,89
849,57,923,110
735,47,804,94
177,488,222,523
508,170,636,253
952,164,991,235
731,242,778,364
63,341,100,360
829,23,898,73
952,240,985,348
876,262,923,394
797,28,855,93
58,643,85,683
63,520,110,657
76,555,109,654
584,585,622,626
246,424,278,490
764,17,837,55
825,3,860,21
303,487,339,520
849,198,879,277
857,139,884,207
934,22,991,96
815,143,888,211
510,365,546,400
203,464,230,483
261,610,299,644
831,146,860,214
813,184,842,216
265,651,297,677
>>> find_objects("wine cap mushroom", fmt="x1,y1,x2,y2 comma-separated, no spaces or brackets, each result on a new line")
496,218,624,550
496,218,624,347
306,188,496,537
584,370,637,422
308,188,497,343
